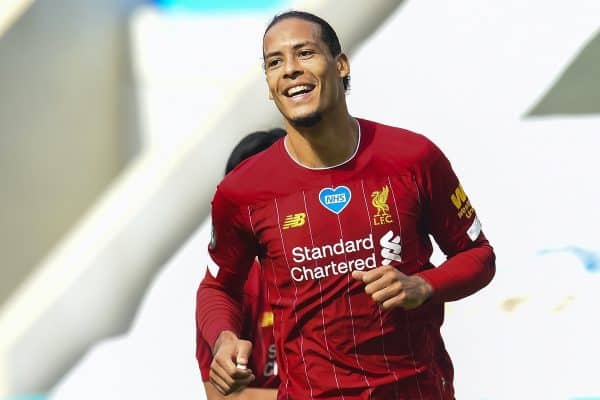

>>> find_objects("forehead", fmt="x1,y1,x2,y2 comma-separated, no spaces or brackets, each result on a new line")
263,18,323,54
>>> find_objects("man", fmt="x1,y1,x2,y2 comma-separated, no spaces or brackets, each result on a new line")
197,10,495,399
197,130,284,400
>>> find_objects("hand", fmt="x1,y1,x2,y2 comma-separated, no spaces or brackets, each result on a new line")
352,266,433,310
210,330,255,395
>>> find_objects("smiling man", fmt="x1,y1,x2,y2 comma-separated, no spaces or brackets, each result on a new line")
197,10,496,399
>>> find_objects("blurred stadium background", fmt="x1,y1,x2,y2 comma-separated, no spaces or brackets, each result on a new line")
0,0,599,399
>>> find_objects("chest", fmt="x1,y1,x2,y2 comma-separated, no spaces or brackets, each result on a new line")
249,173,425,282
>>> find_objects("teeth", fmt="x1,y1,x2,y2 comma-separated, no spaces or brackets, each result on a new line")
287,85,311,96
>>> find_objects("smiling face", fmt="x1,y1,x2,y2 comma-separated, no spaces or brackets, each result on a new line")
263,18,349,128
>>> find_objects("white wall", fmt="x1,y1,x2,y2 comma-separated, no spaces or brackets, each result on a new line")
347,1,600,398
0,0,143,307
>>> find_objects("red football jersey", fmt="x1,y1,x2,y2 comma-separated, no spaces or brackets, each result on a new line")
198,118,495,399
196,261,279,389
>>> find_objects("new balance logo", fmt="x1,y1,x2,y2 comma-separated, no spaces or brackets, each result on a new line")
282,213,306,229
380,230,402,265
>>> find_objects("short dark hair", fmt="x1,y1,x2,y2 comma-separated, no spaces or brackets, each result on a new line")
225,128,286,175
264,10,350,91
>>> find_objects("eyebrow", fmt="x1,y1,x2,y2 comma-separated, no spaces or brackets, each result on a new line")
263,41,319,59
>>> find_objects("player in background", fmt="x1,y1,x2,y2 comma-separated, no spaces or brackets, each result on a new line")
198,11,495,399
196,129,284,400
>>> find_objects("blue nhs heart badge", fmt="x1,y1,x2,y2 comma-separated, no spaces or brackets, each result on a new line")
319,186,351,214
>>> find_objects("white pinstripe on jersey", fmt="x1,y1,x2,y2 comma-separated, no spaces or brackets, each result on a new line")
334,187,373,398
359,179,401,399
386,176,424,400
247,206,290,397
301,190,345,399
411,174,444,400
274,198,315,400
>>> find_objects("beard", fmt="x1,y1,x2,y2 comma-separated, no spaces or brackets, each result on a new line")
290,111,322,128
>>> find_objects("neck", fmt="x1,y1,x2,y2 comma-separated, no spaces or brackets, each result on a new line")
284,110,359,169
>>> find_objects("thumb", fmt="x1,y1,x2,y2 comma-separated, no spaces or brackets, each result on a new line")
236,339,253,368
351,270,365,281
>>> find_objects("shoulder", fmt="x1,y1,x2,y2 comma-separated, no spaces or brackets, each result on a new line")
358,118,444,167
215,138,286,206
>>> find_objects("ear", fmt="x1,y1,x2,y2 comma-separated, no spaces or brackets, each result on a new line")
263,62,274,100
336,53,350,81
266,75,274,100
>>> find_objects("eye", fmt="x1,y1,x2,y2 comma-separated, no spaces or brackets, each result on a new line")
267,58,282,69
298,49,314,58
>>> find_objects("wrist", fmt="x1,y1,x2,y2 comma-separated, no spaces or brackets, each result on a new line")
415,275,434,302
214,330,239,354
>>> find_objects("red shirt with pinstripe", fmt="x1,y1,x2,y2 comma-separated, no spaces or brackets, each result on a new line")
197,118,495,399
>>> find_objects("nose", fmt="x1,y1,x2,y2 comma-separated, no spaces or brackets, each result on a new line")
283,57,302,80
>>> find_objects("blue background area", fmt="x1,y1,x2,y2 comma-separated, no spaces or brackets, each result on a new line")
570,398,600,400
153,0,288,12
538,246,600,272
